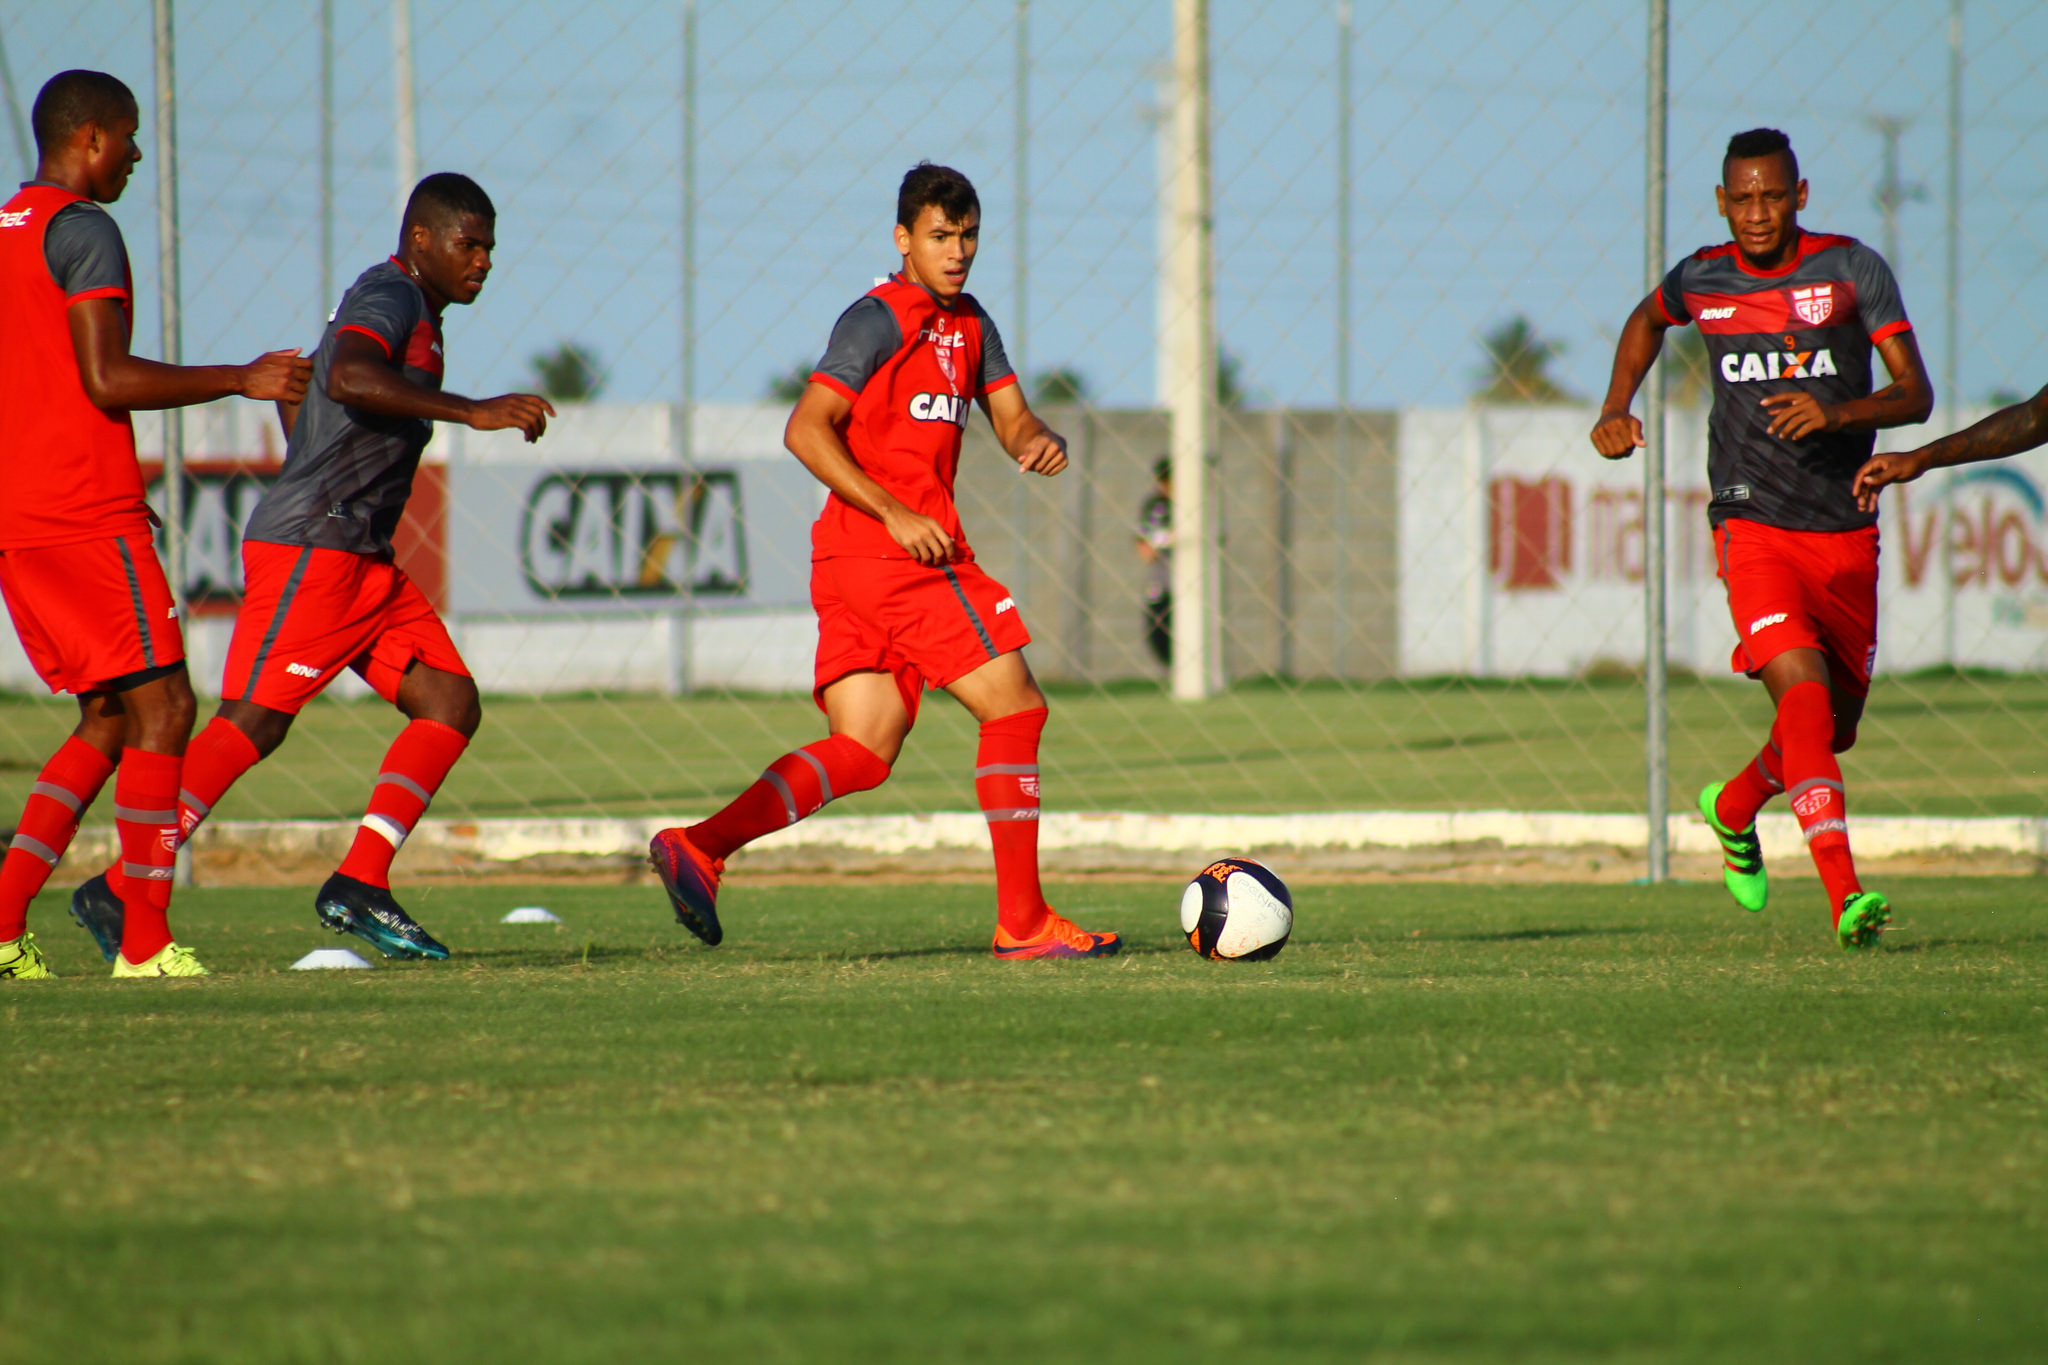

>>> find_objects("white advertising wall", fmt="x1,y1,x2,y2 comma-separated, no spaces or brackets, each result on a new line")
1398,402,2015,681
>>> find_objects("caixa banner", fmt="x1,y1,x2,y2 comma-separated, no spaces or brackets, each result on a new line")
142,460,448,614
446,455,821,617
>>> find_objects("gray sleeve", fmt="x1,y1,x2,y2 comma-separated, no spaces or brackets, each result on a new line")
332,271,422,358
810,296,900,395
972,299,1016,393
44,202,130,299
1848,242,1910,338
1657,258,1692,326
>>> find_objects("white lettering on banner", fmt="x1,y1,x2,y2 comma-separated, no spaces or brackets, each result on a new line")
146,469,277,604
519,470,745,598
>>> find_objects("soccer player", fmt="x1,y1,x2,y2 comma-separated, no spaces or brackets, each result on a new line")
0,70,311,980
68,173,553,964
1851,383,2048,504
649,163,1120,960
1590,128,1933,950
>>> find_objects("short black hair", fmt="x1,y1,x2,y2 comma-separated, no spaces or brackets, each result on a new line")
31,70,137,156
896,162,979,231
402,172,495,232
1723,127,1798,184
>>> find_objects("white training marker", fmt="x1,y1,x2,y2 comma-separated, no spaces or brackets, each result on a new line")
501,906,562,924
291,948,373,970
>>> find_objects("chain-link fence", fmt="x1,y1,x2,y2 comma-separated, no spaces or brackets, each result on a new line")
5,2,2046,877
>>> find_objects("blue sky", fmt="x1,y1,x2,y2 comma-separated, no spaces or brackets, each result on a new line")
9,1,2045,413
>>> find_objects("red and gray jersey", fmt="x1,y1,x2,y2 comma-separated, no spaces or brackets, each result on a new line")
243,258,445,557
806,274,1017,561
1658,230,1912,532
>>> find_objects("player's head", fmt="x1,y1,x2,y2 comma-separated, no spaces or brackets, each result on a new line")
32,70,141,203
893,162,980,303
399,172,497,307
1716,128,1806,266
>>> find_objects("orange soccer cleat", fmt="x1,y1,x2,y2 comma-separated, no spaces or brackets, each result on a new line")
991,909,1122,960
650,827,726,945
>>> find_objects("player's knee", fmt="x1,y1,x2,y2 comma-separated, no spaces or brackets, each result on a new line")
441,679,483,739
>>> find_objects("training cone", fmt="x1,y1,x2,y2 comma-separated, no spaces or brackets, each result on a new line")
291,948,374,970
502,907,562,924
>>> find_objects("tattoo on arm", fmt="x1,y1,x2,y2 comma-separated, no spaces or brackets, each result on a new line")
1920,394,2048,468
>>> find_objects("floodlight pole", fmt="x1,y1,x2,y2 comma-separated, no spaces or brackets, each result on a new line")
393,0,418,209
1166,0,1219,700
0,26,31,179
1642,0,1670,882
1333,0,1353,679
674,0,699,696
1941,0,1962,666
319,0,335,316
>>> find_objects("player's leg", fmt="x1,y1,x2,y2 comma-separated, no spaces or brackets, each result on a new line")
944,650,1120,961
98,664,205,975
1754,647,1883,946
314,569,481,961
651,670,901,946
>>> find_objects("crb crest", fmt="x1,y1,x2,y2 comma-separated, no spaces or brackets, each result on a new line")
1789,284,1834,326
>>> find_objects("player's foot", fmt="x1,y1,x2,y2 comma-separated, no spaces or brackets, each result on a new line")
992,909,1122,960
69,872,125,962
314,873,450,960
0,933,54,980
650,827,725,945
1698,782,1768,913
110,942,209,978
1836,891,1891,951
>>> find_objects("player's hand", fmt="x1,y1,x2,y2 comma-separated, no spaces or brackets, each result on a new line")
1015,430,1068,476
467,393,557,442
1590,409,1644,459
1851,448,1931,512
239,349,313,403
1761,391,1837,441
882,505,956,565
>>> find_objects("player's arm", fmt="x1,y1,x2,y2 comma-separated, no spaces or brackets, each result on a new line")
977,383,1067,477
275,397,302,439
784,381,954,565
68,298,311,410
1762,331,1933,441
1853,382,2048,511
326,331,554,441
1590,293,1674,459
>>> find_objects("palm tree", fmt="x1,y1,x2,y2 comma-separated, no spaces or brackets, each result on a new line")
1473,316,1574,404
526,341,603,401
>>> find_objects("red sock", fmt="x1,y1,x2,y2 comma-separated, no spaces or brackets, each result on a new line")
1777,680,1861,919
1714,723,1786,832
114,747,183,964
688,734,890,861
175,716,262,844
0,736,116,941
336,720,470,889
977,707,1050,940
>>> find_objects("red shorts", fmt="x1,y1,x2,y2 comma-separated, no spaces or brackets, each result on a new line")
1714,518,1879,698
0,532,185,694
811,556,1031,721
222,541,469,713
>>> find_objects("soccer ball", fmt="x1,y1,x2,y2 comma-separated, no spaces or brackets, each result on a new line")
1180,856,1293,961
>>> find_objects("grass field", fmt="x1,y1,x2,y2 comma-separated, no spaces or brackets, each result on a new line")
4,670,2048,823
5,876,2046,1363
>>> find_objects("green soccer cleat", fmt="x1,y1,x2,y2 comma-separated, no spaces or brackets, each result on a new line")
1837,891,1891,951
0,933,55,980
111,942,210,978
1698,782,1768,913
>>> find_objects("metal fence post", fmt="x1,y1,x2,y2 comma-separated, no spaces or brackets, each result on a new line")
1166,0,1217,701
1642,0,1670,882
152,0,194,888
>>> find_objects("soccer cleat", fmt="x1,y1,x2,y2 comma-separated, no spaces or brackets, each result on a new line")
650,827,725,946
111,942,209,978
0,933,54,980
314,872,450,960
1698,782,1768,913
69,872,125,962
992,909,1122,960
1837,891,1891,951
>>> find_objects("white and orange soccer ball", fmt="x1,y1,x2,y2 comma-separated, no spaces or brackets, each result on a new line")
1180,856,1293,961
